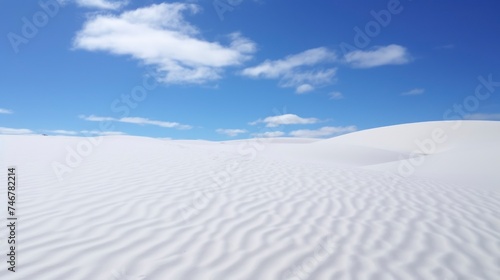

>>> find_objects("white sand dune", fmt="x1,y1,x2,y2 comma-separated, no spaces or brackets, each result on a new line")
262,121,500,189
1,121,499,279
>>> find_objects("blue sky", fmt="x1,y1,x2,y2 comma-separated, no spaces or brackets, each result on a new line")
1,0,500,140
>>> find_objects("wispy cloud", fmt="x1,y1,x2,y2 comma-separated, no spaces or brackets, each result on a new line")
401,88,425,96
0,127,34,135
80,115,114,122
250,114,319,127
48,130,79,135
79,115,192,130
464,113,500,120
329,91,344,100
0,108,13,114
296,84,315,94
289,126,356,138
344,44,411,68
81,130,126,136
242,47,337,93
120,117,191,129
74,0,128,10
216,128,248,137
73,3,256,84
46,129,124,136
252,131,285,138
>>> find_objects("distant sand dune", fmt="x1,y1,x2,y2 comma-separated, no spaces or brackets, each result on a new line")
1,121,499,279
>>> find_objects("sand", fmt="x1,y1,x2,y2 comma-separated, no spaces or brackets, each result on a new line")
1,121,499,279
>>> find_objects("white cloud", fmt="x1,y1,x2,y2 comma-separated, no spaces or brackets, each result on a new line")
48,129,126,136
120,117,191,129
78,115,114,122
242,47,336,78
80,115,192,130
401,88,425,96
329,91,344,100
464,113,500,120
242,47,337,92
289,126,356,138
0,108,13,114
344,44,411,68
216,128,248,137
282,69,337,91
75,0,128,10
0,127,34,135
252,131,285,138
296,84,314,94
251,114,319,127
49,130,79,135
81,130,125,136
73,3,256,84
